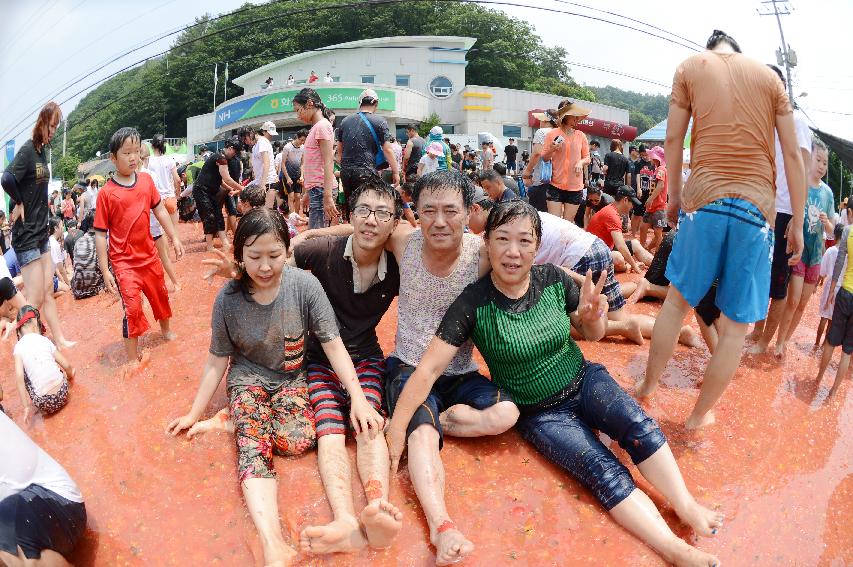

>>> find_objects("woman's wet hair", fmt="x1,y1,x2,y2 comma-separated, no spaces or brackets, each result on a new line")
150,134,167,154
292,88,334,122
109,127,141,155
484,200,542,245
349,174,404,219
412,170,475,210
32,102,62,152
230,207,291,299
81,210,96,233
706,29,741,53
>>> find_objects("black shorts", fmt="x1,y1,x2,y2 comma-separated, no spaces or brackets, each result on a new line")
827,287,853,354
644,230,677,287
287,179,303,194
0,484,86,560
695,284,721,327
770,212,793,300
545,184,582,205
193,186,224,235
384,357,512,450
223,193,238,216
340,167,376,220
527,184,548,212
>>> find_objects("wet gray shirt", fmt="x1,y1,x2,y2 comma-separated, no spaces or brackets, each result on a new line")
209,267,339,390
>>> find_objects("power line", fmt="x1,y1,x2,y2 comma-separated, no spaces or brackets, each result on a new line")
566,61,670,89
802,107,853,117
1,0,703,142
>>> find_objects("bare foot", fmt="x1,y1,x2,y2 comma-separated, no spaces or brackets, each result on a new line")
163,330,177,341
675,500,724,537
625,318,645,346
57,339,77,349
746,341,768,355
188,408,234,438
678,326,702,349
299,516,366,554
667,539,721,567
361,500,403,549
431,522,474,566
634,376,658,399
121,351,151,379
685,409,715,430
745,329,762,342
630,278,650,303
263,541,297,567
772,342,787,362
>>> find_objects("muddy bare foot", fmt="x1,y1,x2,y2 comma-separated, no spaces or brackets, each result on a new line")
188,408,234,438
299,516,366,554
263,541,297,567
634,376,658,399
667,539,721,567
772,342,787,362
675,500,724,537
746,341,768,355
626,318,645,346
431,522,474,566
685,409,716,430
679,326,702,348
361,500,403,549
163,330,177,341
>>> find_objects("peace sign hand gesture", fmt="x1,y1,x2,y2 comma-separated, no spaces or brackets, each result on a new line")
577,268,609,340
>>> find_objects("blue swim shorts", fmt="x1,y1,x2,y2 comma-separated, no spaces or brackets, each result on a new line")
665,198,773,324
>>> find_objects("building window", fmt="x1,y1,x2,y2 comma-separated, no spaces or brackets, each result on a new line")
332,77,340,82
361,75,375,84
396,75,410,87
502,125,522,138
439,124,455,134
429,76,454,99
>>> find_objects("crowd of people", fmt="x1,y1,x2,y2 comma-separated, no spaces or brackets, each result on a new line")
0,29,848,567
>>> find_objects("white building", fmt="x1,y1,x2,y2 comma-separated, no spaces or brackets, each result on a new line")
187,36,636,157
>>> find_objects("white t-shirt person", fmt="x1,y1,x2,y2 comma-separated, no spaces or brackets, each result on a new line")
418,153,440,176
774,109,812,216
49,235,65,268
251,136,278,185
0,410,83,503
13,333,65,397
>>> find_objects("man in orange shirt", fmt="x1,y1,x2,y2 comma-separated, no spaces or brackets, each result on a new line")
638,30,806,430
540,101,591,223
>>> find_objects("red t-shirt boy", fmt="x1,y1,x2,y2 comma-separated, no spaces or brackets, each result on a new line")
94,127,184,364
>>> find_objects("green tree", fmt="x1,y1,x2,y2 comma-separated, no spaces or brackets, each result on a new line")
826,149,853,208
55,154,81,185
417,112,442,138
524,77,596,102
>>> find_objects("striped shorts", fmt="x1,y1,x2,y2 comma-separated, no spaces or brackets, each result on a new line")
572,238,626,312
307,357,385,438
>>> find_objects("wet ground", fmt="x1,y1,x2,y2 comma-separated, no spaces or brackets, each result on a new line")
3,223,850,566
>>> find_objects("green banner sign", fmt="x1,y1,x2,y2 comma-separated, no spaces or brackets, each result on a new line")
242,88,396,121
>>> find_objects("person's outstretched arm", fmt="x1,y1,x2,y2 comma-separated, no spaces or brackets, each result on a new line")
167,354,230,436
385,337,458,474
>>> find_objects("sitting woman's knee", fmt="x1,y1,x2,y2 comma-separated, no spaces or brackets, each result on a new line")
407,422,440,449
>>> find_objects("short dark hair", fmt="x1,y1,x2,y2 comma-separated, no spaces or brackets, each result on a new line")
492,162,507,175
296,129,309,139
412,170,475,210
767,64,786,87
484,200,542,245
237,126,255,139
638,144,647,153
706,29,741,53
109,127,141,155
587,185,602,195
348,175,403,219
590,140,600,147
835,223,844,241
406,124,417,131
240,184,267,208
629,145,638,153
48,216,62,234
231,207,291,300
476,169,503,185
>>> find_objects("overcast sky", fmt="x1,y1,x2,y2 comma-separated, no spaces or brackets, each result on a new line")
1,0,850,155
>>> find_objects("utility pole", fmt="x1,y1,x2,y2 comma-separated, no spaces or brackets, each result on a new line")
758,0,796,106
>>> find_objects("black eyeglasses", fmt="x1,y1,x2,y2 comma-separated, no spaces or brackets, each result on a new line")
352,205,393,222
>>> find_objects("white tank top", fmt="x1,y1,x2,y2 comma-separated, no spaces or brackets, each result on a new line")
147,154,176,198
392,231,481,374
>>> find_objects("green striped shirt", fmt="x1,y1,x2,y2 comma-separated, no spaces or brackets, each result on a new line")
436,264,584,405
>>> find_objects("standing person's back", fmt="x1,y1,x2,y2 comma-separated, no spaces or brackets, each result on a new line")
639,30,805,430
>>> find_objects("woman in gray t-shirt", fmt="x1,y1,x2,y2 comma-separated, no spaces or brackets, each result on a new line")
168,208,383,565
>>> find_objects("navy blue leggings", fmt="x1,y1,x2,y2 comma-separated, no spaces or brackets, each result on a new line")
516,362,666,510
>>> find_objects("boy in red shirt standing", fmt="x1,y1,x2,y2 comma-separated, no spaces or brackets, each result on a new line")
641,146,668,252
94,127,184,364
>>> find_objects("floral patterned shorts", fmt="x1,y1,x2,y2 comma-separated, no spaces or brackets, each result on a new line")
228,383,316,482
24,373,69,415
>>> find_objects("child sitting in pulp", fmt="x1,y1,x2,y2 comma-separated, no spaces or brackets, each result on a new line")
14,305,75,422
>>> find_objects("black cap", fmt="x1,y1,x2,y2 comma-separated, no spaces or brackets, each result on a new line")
616,185,642,207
